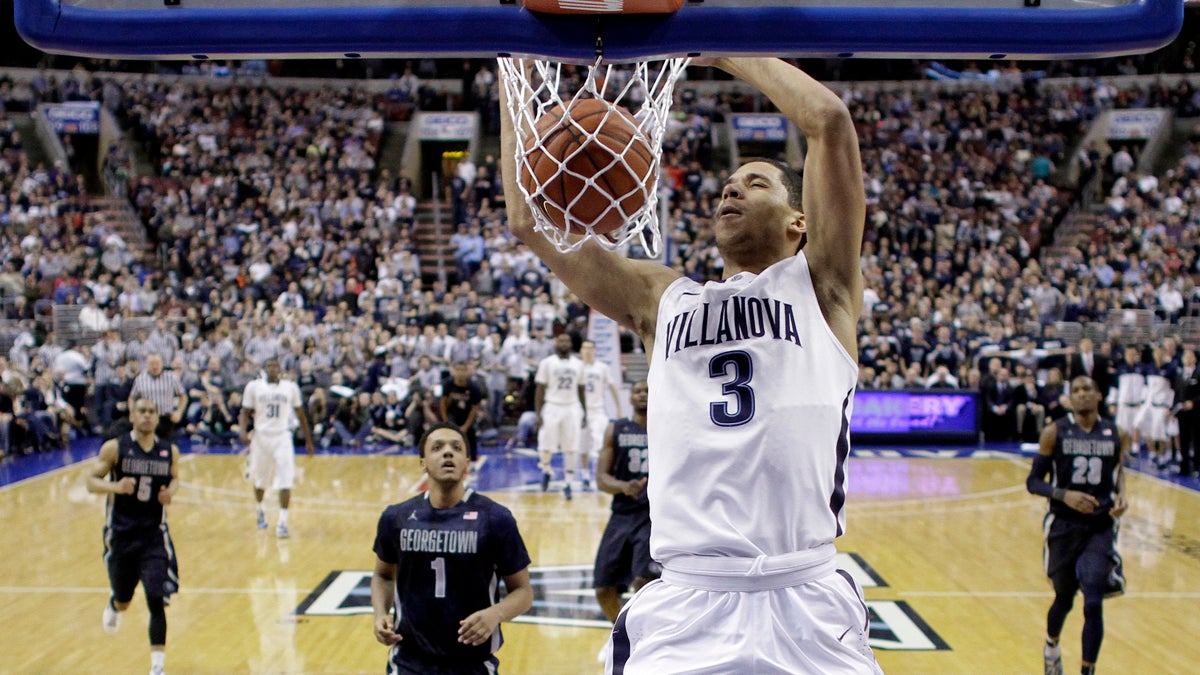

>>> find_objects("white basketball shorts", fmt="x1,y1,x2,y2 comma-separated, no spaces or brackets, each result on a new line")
584,409,609,457
248,430,296,491
604,545,883,674
538,402,583,455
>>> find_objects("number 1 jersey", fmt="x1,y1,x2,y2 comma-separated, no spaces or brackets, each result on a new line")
373,490,531,661
648,252,859,562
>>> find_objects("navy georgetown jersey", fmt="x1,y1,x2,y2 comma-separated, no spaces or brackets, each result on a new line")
609,418,649,515
107,433,174,534
648,252,858,561
374,490,531,662
1049,414,1122,523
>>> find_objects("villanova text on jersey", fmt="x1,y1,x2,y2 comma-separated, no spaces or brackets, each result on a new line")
661,295,802,359
398,528,479,554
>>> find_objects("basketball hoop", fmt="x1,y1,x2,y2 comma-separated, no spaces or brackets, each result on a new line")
498,56,690,256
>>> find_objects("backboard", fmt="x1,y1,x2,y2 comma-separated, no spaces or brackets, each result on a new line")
14,0,1184,62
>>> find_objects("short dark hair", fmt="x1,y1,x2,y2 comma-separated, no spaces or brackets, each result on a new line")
129,395,159,414
745,157,803,210
417,423,468,458
743,157,806,251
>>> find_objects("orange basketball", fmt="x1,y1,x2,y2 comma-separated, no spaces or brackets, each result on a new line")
520,98,654,236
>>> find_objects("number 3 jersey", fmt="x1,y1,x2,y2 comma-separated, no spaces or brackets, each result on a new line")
1049,414,1122,523
648,252,859,562
373,490,531,661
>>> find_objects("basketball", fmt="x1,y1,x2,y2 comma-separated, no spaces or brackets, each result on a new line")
520,98,654,236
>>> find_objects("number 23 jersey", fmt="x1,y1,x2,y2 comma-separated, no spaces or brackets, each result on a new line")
648,252,859,562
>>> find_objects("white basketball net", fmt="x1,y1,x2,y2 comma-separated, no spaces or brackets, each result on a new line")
498,56,690,255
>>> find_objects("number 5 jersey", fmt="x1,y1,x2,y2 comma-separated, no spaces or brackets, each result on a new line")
107,433,174,534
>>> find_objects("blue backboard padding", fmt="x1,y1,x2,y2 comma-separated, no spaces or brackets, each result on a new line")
15,0,1184,61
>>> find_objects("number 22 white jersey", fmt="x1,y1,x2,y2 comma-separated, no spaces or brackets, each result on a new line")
243,378,302,435
647,252,858,562
535,354,585,407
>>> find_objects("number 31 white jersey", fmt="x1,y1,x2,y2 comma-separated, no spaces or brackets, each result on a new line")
647,252,858,563
243,378,302,435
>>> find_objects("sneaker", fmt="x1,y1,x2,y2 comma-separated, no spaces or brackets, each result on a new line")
564,483,573,501
541,471,551,492
149,666,165,675
581,478,591,492
276,523,290,539
102,600,121,635
1044,642,1062,675
256,511,268,530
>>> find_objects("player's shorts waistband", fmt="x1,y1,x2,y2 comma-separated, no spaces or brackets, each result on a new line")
251,429,294,441
660,543,837,591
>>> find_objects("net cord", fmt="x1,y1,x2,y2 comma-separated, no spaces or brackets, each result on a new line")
498,56,690,257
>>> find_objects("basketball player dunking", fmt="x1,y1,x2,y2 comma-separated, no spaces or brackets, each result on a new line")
500,57,882,673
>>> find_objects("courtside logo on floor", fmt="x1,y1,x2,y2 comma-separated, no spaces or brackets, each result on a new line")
296,552,948,651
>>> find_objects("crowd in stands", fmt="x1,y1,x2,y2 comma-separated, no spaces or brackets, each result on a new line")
4,58,1200,469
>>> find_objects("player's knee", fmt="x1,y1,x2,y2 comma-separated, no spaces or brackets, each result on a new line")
146,593,168,644
146,593,166,614
1051,590,1076,612
1081,587,1104,618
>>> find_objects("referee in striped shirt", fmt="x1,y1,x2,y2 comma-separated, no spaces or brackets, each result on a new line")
129,353,188,440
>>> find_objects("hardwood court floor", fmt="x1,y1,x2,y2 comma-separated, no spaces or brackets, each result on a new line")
1,448,1198,674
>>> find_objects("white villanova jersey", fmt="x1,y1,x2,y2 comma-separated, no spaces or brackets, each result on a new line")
536,354,586,407
648,253,858,562
244,378,302,435
582,361,613,413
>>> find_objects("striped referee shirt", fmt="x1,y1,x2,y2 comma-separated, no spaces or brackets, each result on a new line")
129,369,186,415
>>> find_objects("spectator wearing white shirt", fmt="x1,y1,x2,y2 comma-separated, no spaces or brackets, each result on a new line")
925,365,960,389
53,342,93,431
275,282,306,310
79,294,112,332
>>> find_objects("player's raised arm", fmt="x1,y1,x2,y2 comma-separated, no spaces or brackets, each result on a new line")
497,58,679,342
711,58,865,354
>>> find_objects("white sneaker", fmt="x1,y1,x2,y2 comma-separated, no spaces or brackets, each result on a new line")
149,665,165,675
102,601,121,635
276,523,290,539
256,511,268,530
1044,642,1062,675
